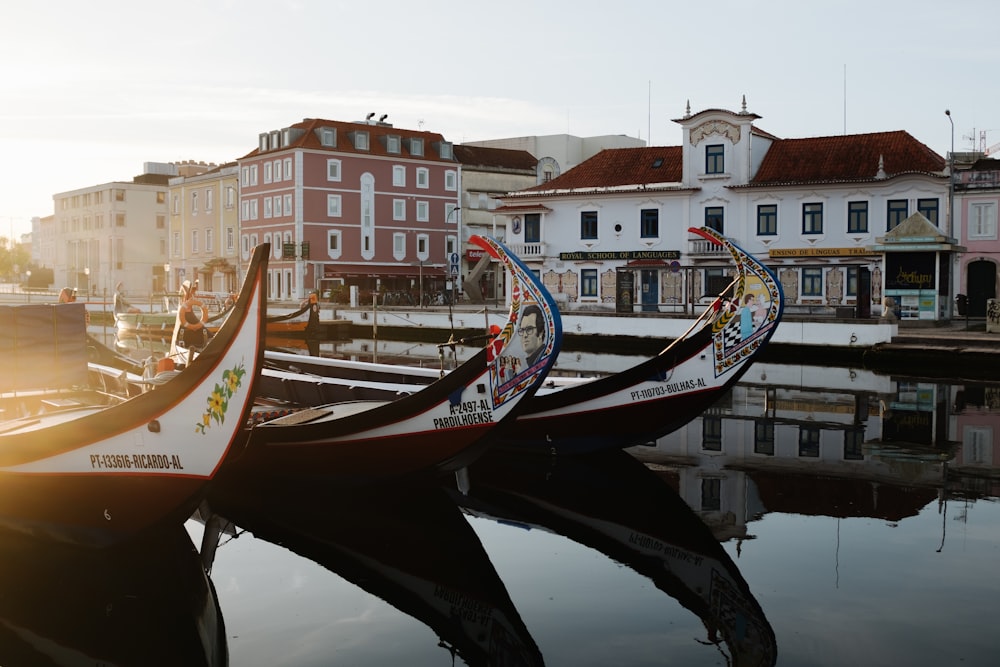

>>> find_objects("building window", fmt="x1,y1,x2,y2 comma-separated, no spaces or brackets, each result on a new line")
115,213,125,227
754,420,775,455
844,430,864,460
393,232,406,260
327,194,342,217
802,202,823,234
225,187,235,209
409,137,424,156
264,162,272,184
393,165,406,187
327,230,342,258
702,416,722,451
206,228,214,252
227,226,235,251
799,427,820,457
970,202,998,239
173,231,180,256
416,167,429,189
387,135,401,153
705,206,724,233
802,267,823,297
273,160,282,182
445,170,457,191
354,131,369,150
887,199,908,230
191,230,199,253
115,189,125,201
156,215,165,229
848,201,868,233
264,198,273,219
320,128,336,146
581,268,598,297
918,198,939,225
524,213,540,243
439,142,453,159
640,209,659,238
393,199,406,221
580,211,598,240
156,191,165,204
416,201,429,222
705,144,724,174
445,202,459,223
283,194,292,216
206,189,214,211
327,159,341,182
757,204,777,235
700,478,721,511
283,158,292,179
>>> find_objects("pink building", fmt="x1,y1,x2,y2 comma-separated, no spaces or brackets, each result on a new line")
953,157,1000,316
239,116,460,302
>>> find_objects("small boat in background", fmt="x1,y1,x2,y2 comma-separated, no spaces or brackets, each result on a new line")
0,243,269,547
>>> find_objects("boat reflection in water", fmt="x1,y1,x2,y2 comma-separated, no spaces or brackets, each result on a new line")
449,448,777,667
0,524,226,666
204,475,543,667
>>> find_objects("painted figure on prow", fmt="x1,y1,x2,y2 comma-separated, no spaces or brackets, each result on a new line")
518,303,546,368
740,293,757,340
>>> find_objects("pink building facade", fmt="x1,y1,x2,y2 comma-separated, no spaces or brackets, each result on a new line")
238,117,460,302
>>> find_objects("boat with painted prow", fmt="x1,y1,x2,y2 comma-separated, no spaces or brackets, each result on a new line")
0,243,269,547
223,234,562,484
258,227,783,454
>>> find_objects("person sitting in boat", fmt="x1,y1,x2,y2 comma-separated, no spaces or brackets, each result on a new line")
58,286,90,324
177,279,210,349
113,282,141,315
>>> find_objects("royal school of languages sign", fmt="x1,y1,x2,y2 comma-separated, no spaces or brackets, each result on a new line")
559,250,681,261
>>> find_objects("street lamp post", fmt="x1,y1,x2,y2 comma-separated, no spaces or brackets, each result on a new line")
164,263,171,295
84,267,90,299
945,109,958,323
25,270,30,302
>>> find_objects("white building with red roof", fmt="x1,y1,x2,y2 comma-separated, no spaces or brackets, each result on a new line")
498,99,958,322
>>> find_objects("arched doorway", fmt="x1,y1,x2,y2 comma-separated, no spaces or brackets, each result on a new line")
966,260,996,317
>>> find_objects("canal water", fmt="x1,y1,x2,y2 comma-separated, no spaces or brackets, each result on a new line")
10,334,999,666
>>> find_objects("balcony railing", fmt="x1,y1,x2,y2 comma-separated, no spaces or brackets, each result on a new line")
688,238,729,256
508,242,546,259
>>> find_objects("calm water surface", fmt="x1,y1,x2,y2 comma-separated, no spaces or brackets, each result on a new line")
189,350,1000,667
8,332,998,666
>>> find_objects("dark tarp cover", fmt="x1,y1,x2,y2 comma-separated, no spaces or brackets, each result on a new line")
0,303,89,393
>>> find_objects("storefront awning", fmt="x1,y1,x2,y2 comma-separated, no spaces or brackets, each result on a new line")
323,263,446,279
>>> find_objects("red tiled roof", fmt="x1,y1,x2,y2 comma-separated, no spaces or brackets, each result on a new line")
240,118,450,161
519,146,683,193
454,144,538,171
746,130,945,186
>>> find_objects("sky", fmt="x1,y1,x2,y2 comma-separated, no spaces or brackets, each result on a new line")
2,0,998,240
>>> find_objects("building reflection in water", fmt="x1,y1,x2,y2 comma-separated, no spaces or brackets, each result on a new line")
629,362,1000,543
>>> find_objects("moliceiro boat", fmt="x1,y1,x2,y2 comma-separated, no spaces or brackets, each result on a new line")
0,243,269,547
259,227,784,454
223,234,562,484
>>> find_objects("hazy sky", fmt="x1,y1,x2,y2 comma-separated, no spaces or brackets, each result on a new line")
2,0,997,238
